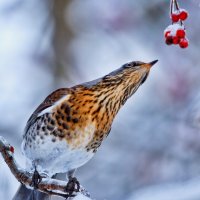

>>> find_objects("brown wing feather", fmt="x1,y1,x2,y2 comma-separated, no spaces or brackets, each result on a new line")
24,88,70,134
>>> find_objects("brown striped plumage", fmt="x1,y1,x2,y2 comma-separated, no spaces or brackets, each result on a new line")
22,60,157,178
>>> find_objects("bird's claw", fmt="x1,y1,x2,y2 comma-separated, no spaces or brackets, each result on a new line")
65,177,80,197
30,168,42,189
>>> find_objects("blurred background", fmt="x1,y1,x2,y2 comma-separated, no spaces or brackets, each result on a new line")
1,0,200,199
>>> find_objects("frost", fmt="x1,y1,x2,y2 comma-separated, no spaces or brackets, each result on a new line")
164,24,183,36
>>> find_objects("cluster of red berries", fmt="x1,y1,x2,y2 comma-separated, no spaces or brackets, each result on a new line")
164,24,188,48
171,9,188,22
164,0,189,49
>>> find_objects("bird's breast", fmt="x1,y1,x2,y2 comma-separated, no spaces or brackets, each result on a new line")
49,93,114,151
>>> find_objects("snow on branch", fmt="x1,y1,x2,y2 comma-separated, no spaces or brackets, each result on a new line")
0,136,92,200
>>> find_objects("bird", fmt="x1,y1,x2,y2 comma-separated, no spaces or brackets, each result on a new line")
15,59,157,199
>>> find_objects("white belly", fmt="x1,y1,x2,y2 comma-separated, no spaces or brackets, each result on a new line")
22,135,94,176
21,122,96,176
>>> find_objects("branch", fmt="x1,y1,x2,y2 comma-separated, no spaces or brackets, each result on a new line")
0,136,91,199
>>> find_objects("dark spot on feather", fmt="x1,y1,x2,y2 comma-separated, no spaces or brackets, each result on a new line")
47,125,54,131
72,118,78,123
92,106,101,115
50,120,55,126
64,106,71,115
37,125,40,130
58,132,65,138
57,110,61,115
52,130,57,136
58,128,62,132
42,127,46,132
67,116,71,122
61,103,67,109
83,93,93,96
55,115,60,120
63,123,69,129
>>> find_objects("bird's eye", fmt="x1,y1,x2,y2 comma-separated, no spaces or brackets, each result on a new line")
123,63,134,68
124,61,145,68
123,61,145,69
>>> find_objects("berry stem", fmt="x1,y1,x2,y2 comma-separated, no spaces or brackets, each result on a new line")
170,0,173,16
174,0,180,10
170,0,183,26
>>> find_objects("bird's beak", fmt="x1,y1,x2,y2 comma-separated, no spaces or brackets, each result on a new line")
150,60,158,66
149,60,158,67
144,60,158,69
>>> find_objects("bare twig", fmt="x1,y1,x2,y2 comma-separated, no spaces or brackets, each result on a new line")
0,136,91,199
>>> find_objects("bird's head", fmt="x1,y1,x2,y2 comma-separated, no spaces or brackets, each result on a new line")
77,59,158,111
99,60,158,105
104,60,158,85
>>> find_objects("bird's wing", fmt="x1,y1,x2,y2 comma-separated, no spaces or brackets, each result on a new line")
24,88,70,135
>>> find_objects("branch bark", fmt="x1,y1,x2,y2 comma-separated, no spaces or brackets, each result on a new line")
0,136,91,199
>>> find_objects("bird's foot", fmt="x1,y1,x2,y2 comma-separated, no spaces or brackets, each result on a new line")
65,177,80,197
30,168,42,189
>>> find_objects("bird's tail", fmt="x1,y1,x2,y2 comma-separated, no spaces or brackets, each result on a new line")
12,184,50,200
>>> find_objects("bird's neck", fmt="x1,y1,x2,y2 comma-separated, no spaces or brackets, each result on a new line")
72,70,144,124
90,77,141,119
96,75,142,111
95,85,124,117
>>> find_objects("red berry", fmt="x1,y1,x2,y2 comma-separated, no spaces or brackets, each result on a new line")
10,146,14,153
173,36,180,45
164,30,171,38
171,13,179,22
176,29,185,38
179,10,188,21
165,36,173,45
179,38,189,48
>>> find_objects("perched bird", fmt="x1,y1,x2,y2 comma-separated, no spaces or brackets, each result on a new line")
15,60,157,199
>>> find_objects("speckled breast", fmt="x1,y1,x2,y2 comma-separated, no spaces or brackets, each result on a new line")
21,110,96,175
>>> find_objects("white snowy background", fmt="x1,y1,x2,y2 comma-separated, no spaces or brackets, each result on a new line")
1,0,200,199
